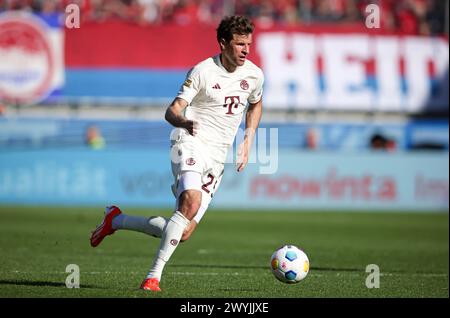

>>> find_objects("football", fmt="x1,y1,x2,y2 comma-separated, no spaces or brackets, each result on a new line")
270,245,309,284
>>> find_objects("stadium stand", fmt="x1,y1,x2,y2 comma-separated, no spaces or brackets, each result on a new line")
0,0,447,35
0,0,448,152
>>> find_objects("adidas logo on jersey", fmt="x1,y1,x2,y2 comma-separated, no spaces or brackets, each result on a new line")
212,83,221,89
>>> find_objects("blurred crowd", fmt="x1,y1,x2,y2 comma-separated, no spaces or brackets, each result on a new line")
0,0,448,35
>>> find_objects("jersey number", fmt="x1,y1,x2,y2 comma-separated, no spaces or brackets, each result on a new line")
202,173,218,194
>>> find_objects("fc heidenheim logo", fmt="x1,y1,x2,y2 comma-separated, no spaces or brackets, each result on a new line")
0,12,55,105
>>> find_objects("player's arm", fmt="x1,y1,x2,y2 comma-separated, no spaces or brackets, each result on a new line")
237,98,263,172
165,97,198,136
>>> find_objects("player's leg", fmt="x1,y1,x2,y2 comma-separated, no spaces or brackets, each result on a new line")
91,168,221,248
179,194,209,241
180,169,223,241
112,213,167,238
141,171,202,291
180,219,197,242
90,205,169,247
140,169,223,290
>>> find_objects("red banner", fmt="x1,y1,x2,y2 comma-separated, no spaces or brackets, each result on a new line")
65,21,218,68
64,21,412,68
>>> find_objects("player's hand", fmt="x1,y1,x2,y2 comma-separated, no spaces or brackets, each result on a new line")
236,141,249,172
183,120,199,136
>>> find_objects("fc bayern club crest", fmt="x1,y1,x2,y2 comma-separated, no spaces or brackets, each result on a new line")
240,80,249,90
186,158,196,166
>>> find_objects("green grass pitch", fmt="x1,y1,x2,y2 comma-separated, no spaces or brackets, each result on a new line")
0,206,448,298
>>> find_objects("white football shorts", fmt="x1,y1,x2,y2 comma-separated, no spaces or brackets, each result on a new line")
170,128,224,223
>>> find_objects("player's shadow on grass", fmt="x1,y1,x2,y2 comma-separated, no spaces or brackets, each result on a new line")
0,279,97,289
170,264,267,270
312,266,361,272
217,287,262,292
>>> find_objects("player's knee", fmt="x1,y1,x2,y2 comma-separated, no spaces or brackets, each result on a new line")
180,231,192,242
183,202,200,220
181,220,197,242
178,190,201,220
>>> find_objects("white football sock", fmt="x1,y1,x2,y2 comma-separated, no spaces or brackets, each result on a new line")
112,214,167,238
146,211,190,281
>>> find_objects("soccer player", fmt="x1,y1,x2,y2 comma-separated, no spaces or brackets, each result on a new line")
90,15,264,292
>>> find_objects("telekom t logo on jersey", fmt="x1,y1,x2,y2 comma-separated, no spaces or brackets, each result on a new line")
224,96,240,115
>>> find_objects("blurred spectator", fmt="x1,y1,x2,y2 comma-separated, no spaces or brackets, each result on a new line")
0,0,447,35
170,0,200,25
85,125,106,149
396,0,422,34
311,0,345,22
305,127,320,150
137,0,161,23
342,0,362,22
369,133,396,151
0,104,6,116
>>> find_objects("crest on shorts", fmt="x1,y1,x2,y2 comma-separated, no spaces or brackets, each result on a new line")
240,80,249,90
186,158,196,166
170,239,179,246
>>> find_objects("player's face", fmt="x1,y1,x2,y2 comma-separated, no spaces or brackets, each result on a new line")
220,33,252,71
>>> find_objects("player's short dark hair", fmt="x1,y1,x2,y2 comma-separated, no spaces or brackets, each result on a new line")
216,15,254,43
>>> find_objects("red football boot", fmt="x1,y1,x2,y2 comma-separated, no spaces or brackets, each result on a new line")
140,278,161,292
90,206,122,247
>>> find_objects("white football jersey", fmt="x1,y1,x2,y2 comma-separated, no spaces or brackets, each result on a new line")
177,55,264,163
